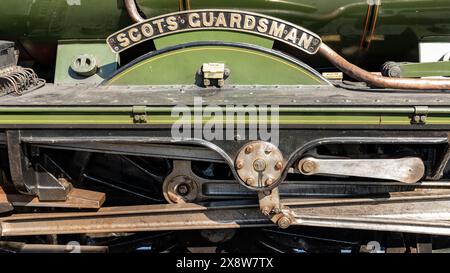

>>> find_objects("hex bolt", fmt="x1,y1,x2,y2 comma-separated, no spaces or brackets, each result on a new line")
274,161,283,171
301,160,316,174
245,145,254,154
236,160,244,170
277,216,292,229
420,115,427,123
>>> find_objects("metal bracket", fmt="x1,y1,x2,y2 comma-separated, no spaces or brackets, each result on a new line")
132,106,147,123
297,156,425,184
258,188,294,229
412,106,428,124
6,131,72,201
200,63,230,88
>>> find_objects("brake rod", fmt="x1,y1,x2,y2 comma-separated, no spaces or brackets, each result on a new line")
2,189,450,236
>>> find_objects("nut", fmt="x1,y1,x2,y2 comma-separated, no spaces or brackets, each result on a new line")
177,184,189,196
277,216,292,229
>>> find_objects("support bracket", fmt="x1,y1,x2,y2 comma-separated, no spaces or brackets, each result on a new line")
6,131,72,201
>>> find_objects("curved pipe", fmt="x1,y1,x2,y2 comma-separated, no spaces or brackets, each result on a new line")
124,0,145,23
319,43,450,90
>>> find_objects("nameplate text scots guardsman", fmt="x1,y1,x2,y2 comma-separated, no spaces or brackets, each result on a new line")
107,10,322,55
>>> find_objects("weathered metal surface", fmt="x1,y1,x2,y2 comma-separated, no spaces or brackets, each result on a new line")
0,241,108,253
0,187,105,209
0,189,13,214
298,157,425,183
2,189,450,236
7,131,73,201
235,141,284,190
35,143,225,163
2,84,450,107
163,160,200,204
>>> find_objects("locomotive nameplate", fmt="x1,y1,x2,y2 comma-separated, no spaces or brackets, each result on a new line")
107,10,322,55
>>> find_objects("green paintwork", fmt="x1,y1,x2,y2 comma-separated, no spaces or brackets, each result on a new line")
2,0,450,68
0,106,449,126
392,61,450,78
54,41,118,84
154,31,274,50
106,44,326,85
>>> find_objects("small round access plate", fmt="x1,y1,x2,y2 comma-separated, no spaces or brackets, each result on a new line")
235,141,285,190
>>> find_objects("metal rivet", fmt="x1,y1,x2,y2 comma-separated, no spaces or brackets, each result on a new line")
245,178,254,185
236,160,244,170
274,161,283,171
245,145,254,154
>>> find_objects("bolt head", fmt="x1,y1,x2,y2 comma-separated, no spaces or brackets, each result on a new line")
265,177,274,186
236,160,244,170
177,184,189,196
245,145,254,154
301,160,316,174
278,216,292,229
275,161,283,171
245,178,255,185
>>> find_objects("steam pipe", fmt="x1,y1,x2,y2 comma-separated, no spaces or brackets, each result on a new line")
124,0,145,23
319,43,450,90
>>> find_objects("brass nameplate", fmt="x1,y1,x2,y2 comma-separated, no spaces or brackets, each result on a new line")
107,10,322,55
